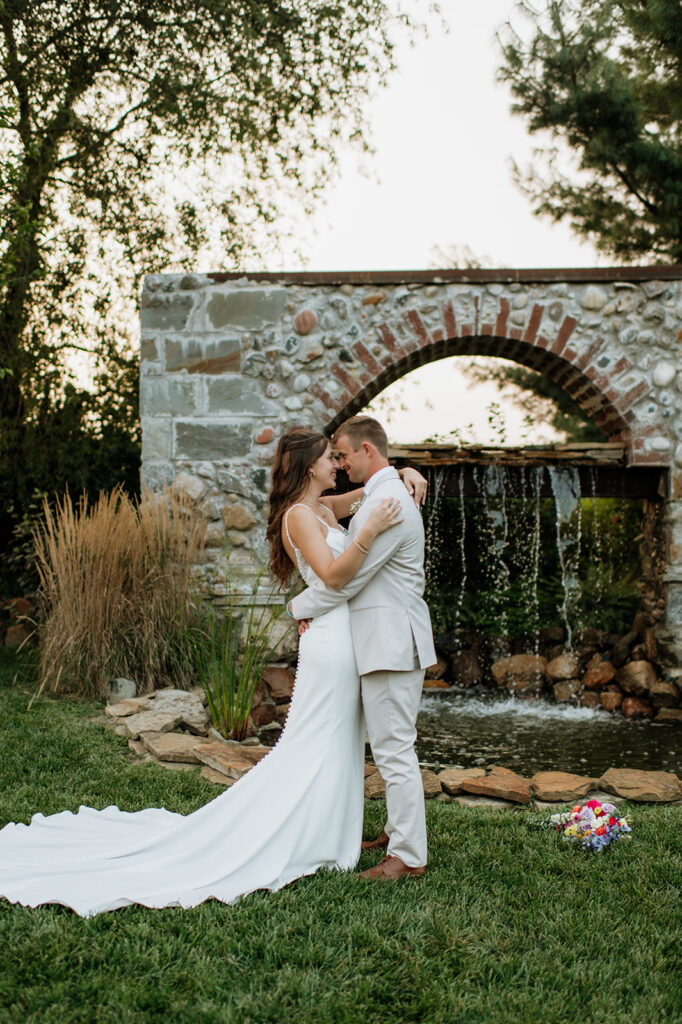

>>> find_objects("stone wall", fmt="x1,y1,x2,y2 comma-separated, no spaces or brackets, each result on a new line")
140,267,682,664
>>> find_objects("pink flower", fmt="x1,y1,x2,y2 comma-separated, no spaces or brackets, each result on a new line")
585,800,601,810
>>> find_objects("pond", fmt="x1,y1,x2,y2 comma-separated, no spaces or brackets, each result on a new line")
416,688,682,778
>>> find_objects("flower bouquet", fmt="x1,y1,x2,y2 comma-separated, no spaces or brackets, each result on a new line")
546,799,631,852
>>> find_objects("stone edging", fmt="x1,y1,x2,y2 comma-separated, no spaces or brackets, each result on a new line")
97,688,682,808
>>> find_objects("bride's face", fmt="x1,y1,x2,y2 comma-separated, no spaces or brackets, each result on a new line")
310,443,338,491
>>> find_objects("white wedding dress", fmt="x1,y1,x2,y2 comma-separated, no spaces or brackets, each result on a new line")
0,521,365,917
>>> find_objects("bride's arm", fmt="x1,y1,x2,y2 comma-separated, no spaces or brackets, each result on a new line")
320,466,428,518
286,501,402,591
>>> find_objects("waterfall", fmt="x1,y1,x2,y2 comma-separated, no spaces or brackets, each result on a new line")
548,466,583,648
424,466,446,593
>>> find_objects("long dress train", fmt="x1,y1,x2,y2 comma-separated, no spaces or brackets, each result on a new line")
0,524,365,917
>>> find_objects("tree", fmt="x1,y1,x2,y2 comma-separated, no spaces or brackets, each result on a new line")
498,0,682,262
461,360,606,443
0,0,427,591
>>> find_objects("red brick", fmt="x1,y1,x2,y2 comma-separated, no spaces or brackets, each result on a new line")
309,384,340,411
611,356,631,377
510,328,522,340
352,341,382,376
562,347,578,363
564,377,586,399
624,410,636,423
377,323,404,357
461,323,473,336
480,322,493,336
495,298,510,336
614,379,648,412
536,334,551,350
432,328,444,343
585,365,598,381
443,301,457,338
523,303,544,343
576,337,605,371
330,363,361,396
631,452,669,465
554,315,578,356
405,310,432,349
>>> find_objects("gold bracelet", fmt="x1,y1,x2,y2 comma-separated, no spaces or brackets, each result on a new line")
353,538,369,555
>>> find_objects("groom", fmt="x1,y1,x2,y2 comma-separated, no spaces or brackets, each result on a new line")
289,415,436,880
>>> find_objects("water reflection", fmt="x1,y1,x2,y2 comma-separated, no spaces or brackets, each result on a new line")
416,688,682,777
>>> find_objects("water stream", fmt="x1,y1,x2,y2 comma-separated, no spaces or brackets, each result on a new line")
417,688,682,777
417,462,678,774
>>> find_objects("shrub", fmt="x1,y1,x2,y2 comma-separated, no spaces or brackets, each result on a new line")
193,582,285,741
33,485,205,698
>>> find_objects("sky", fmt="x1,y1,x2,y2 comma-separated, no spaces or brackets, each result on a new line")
277,0,601,444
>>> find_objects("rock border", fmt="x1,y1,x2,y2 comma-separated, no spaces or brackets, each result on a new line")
99,682,682,807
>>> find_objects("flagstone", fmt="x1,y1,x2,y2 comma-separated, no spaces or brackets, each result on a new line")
139,731,204,763
437,767,486,796
201,766,236,787
149,689,210,733
460,765,531,804
124,710,183,739
105,698,153,718
530,771,599,802
453,795,513,809
193,740,270,780
599,767,682,803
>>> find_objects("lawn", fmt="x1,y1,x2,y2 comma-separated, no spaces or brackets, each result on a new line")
0,648,680,1024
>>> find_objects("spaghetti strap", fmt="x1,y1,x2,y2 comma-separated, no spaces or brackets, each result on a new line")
284,503,340,551
283,505,300,550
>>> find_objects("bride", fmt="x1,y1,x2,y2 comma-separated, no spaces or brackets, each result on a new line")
0,428,426,916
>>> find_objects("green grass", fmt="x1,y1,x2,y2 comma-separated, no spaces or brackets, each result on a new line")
0,648,680,1024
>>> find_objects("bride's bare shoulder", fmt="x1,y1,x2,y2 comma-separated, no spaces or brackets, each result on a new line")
283,504,319,535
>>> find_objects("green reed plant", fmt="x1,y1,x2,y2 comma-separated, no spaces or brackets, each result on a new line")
33,485,205,698
194,580,285,741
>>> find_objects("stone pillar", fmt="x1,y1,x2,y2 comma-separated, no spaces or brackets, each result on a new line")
657,465,682,674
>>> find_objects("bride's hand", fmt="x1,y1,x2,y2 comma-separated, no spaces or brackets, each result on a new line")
366,497,403,536
400,467,428,507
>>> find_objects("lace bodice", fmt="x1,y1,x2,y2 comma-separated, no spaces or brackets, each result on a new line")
284,505,347,586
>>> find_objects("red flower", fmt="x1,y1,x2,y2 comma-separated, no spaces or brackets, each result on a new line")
595,826,607,836
608,816,617,826
585,800,600,810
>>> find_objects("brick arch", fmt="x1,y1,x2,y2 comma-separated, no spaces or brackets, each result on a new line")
315,300,642,457
322,327,631,444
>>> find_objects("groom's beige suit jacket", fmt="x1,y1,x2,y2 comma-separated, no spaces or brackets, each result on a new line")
289,467,436,676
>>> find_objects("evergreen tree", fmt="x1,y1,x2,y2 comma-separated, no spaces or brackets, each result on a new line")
499,0,682,262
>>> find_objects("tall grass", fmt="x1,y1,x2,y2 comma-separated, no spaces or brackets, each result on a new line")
194,582,285,740
33,485,206,698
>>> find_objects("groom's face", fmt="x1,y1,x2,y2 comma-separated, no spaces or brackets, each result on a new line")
335,434,369,484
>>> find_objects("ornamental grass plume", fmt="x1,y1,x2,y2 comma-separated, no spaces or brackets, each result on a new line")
33,485,206,699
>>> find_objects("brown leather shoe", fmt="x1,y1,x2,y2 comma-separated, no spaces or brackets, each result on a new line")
359,855,427,881
361,831,390,851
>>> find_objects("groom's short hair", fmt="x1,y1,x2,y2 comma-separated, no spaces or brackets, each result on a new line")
333,415,389,457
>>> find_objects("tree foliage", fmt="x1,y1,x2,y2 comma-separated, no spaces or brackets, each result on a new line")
499,0,682,262
0,0,425,593
462,359,606,444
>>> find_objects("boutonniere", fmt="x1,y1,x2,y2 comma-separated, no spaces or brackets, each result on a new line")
349,496,366,515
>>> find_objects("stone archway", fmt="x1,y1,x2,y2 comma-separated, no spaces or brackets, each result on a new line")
139,266,682,666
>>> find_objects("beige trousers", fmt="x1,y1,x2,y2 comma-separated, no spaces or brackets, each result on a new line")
361,665,427,868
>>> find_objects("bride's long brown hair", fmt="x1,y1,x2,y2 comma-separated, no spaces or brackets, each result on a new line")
267,427,329,587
